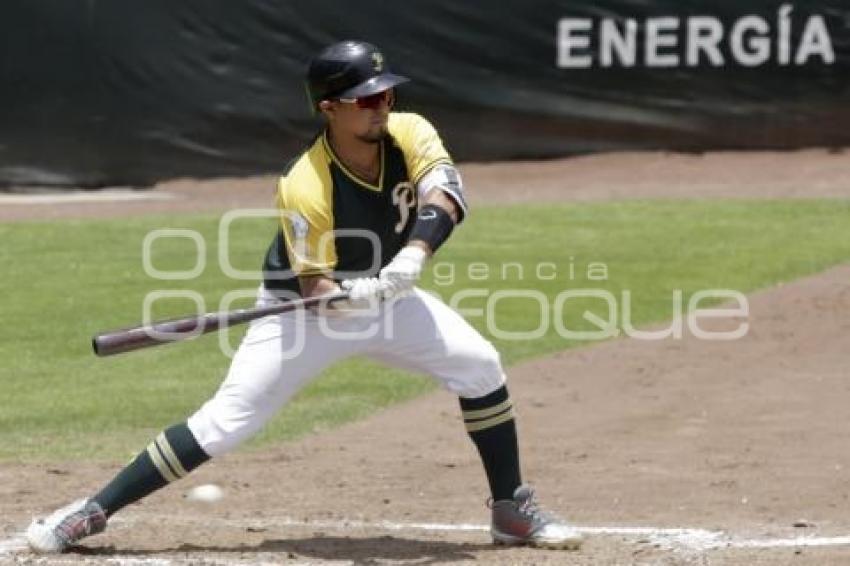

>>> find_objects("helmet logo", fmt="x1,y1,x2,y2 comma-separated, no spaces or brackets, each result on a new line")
372,52,384,73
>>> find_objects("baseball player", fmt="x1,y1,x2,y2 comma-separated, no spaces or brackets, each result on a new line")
26,41,582,553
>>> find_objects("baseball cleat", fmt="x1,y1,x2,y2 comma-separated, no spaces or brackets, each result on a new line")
26,498,107,553
490,485,583,550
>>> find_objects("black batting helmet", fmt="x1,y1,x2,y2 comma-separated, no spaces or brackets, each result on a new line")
306,40,409,109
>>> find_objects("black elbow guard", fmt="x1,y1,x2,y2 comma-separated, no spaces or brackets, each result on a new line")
408,204,455,252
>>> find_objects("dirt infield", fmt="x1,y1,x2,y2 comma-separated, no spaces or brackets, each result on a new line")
2,148,850,222
2,149,850,565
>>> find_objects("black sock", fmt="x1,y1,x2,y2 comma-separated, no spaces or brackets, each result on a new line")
459,385,522,502
93,422,210,517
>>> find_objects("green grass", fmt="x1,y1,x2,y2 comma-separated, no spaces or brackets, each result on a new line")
1,200,848,461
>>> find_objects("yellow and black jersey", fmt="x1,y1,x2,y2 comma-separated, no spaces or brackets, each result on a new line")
262,112,452,297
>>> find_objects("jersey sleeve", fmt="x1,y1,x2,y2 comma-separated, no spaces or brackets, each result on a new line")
388,113,453,184
276,162,337,277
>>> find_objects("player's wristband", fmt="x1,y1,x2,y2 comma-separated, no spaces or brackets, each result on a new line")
408,204,455,252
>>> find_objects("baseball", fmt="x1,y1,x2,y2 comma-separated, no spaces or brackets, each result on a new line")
186,483,224,503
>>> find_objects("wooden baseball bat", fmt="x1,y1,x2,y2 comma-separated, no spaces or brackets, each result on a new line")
92,290,350,357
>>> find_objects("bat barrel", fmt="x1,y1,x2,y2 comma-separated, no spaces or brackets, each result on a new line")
93,328,161,357
92,316,212,357
92,291,349,357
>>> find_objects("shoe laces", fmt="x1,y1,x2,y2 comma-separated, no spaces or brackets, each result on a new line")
489,487,556,523
518,489,561,526
517,490,543,520
56,502,104,544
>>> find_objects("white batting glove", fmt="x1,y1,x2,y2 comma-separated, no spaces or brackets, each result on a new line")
332,277,386,314
379,245,429,299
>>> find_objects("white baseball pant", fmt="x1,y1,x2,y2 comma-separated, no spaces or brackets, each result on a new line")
187,286,506,457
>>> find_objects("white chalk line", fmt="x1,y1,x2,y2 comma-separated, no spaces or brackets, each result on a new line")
0,532,27,554
0,190,176,205
110,514,850,552
3,515,850,564
731,535,850,549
